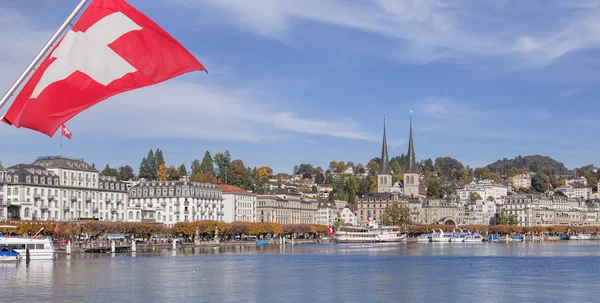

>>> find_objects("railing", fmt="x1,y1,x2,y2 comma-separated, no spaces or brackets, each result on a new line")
85,197,92,203
174,201,180,206
48,195,56,201
110,208,117,214
40,206,49,212
63,206,70,212
116,200,123,205
34,194,41,201
105,199,112,203
161,201,167,206
147,202,153,207
92,208,98,213
70,196,77,202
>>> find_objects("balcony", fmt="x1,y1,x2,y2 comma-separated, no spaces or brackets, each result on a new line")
85,197,92,203
184,200,190,206
40,206,49,212
92,208,98,213
161,201,167,207
110,208,117,214
135,203,141,207
174,210,180,214
63,206,70,212
212,203,216,208
48,195,56,201
79,176,83,181
34,194,41,201
192,209,197,215
147,202,153,208
116,199,123,205
70,196,77,202
184,210,189,214
105,199,112,204
174,201,180,206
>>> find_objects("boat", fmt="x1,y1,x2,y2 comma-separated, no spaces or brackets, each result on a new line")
449,229,466,243
256,240,268,246
511,237,523,242
487,235,500,242
463,232,484,242
0,226,56,260
430,229,453,242
0,247,21,262
568,234,592,240
333,223,407,243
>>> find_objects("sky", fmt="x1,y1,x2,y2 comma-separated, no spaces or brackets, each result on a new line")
0,0,599,174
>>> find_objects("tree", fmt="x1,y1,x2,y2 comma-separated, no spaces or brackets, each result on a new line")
118,165,135,181
191,172,217,184
328,190,335,203
486,196,495,201
229,160,253,190
366,158,380,176
355,164,365,175
139,150,157,180
166,165,180,181
531,173,549,193
422,158,434,173
178,164,188,176
426,180,443,199
315,172,325,184
257,166,273,179
329,161,338,172
335,161,346,174
200,151,215,175
302,172,312,179
214,151,232,184
157,164,167,181
190,159,202,176
496,211,517,225
155,149,165,167
381,202,412,226
469,192,482,204
101,164,119,178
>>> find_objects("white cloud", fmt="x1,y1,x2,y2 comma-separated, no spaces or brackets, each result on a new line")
172,0,600,66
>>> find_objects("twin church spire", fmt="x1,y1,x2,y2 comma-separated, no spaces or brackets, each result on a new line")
379,111,416,174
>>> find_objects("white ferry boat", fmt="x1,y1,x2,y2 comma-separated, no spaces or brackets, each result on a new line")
333,223,407,243
0,226,56,260
430,229,453,242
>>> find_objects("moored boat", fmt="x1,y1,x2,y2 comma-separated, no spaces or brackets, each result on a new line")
333,223,406,243
0,226,56,260
0,247,22,262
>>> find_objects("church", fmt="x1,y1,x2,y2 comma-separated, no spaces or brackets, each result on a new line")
356,112,425,225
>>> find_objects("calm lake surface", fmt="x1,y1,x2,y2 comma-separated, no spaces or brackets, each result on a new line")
3,241,600,303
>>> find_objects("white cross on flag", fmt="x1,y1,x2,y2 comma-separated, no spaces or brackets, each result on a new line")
2,0,206,137
61,124,72,140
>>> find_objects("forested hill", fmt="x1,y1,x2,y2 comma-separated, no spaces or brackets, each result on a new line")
485,155,569,175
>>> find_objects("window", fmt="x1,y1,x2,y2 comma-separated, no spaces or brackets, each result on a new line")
14,188,19,195
7,188,10,195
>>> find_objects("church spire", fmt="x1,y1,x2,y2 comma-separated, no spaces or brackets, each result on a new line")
380,114,390,174
407,110,416,173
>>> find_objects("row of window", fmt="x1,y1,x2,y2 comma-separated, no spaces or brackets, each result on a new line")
6,187,124,200
130,187,220,198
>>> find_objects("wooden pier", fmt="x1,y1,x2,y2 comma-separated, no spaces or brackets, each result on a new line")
84,245,131,253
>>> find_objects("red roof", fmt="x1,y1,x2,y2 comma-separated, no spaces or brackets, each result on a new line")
216,184,252,194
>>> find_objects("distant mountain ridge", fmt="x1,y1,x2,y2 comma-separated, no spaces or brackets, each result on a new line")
484,155,569,175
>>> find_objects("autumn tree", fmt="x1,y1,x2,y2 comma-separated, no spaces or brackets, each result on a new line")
257,166,273,179
191,172,218,184
118,165,135,181
157,164,167,181
166,165,180,181
381,202,412,226
200,151,215,175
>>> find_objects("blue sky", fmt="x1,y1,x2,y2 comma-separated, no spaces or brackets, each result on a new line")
0,0,599,173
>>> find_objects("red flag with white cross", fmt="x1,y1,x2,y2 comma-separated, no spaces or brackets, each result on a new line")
61,124,72,140
2,0,206,137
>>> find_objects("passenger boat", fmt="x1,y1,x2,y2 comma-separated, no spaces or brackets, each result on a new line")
430,229,453,242
463,232,484,243
568,234,592,240
0,226,56,260
333,224,407,243
0,247,22,262
416,233,432,243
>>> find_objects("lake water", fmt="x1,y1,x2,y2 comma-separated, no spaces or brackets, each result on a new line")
3,241,600,303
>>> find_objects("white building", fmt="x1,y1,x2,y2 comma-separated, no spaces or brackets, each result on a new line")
0,156,128,222
315,201,339,225
458,180,508,202
317,184,333,199
555,185,593,200
217,185,256,223
464,200,497,225
511,174,531,189
127,179,223,227
502,194,597,226
339,206,357,226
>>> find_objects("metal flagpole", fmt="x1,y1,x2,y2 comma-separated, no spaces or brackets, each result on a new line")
60,131,63,157
0,0,89,111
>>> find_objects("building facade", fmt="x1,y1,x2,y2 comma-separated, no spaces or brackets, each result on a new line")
458,180,508,202
315,201,339,225
127,179,223,226
511,174,532,189
0,156,128,222
217,185,256,223
256,188,317,224
502,194,599,227
555,185,593,200
339,206,357,226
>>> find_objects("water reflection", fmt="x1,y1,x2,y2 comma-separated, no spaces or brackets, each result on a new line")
3,242,600,302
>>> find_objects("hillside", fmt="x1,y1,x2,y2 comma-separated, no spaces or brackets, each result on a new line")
485,155,569,175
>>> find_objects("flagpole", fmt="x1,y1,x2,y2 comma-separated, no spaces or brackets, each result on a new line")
0,0,89,111
60,131,63,157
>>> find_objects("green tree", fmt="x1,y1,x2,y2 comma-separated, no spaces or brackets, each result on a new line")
366,158,380,176
469,192,482,204
302,172,312,179
139,149,157,180
190,159,202,176
230,159,250,189
214,151,232,184
496,211,517,225
381,202,412,226
335,161,346,174
315,172,325,184
531,173,549,193
426,180,443,199
178,164,188,176
200,151,215,175
155,149,165,167
328,190,335,203
166,165,180,181
101,164,119,178
355,164,365,175
487,196,495,201
329,161,338,172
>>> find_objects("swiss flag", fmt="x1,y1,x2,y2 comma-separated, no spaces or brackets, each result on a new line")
61,124,72,140
2,0,206,136
328,225,335,236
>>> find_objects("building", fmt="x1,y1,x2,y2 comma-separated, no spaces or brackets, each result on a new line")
315,200,339,225
457,180,508,203
377,116,392,193
511,174,531,189
127,179,223,226
339,205,357,226
464,200,497,225
256,187,317,224
404,112,420,198
317,184,333,199
0,156,128,222
555,185,593,200
419,200,464,225
502,194,598,227
217,184,256,223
